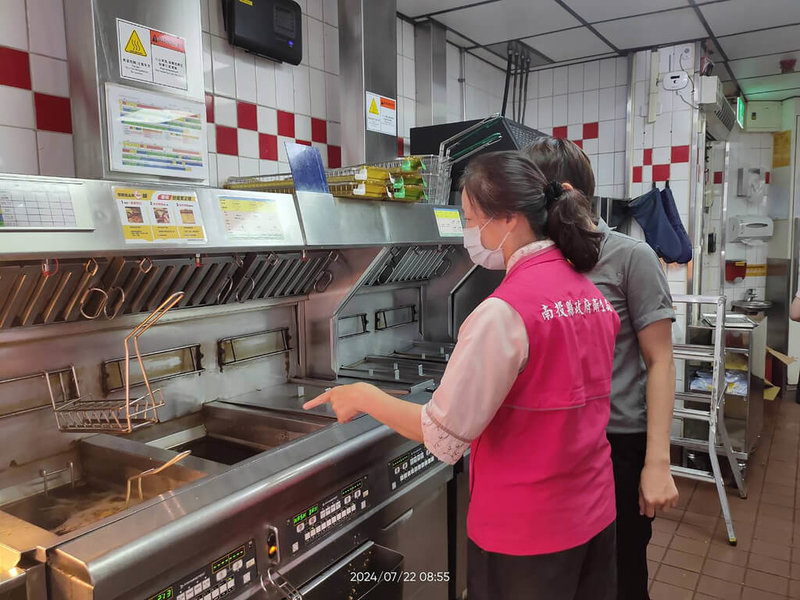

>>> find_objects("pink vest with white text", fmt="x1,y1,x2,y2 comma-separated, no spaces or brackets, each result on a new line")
468,247,620,556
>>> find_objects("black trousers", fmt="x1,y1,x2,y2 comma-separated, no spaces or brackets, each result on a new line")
607,432,653,600
467,522,617,600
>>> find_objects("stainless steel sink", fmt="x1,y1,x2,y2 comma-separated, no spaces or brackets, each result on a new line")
731,299,772,312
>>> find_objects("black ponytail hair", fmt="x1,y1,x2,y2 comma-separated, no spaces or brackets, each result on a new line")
522,137,596,198
460,151,602,272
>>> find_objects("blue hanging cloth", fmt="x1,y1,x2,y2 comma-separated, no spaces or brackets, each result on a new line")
628,187,688,264
660,183,692,264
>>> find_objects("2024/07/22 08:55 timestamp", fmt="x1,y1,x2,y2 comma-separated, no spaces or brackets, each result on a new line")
350,571,450,583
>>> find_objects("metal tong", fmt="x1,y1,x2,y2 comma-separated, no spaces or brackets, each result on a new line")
124,450,191,508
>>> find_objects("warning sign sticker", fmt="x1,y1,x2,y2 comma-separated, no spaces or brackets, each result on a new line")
365,91,397,137
117,19,187,91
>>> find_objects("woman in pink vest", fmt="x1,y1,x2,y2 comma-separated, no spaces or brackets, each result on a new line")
305,151,620,599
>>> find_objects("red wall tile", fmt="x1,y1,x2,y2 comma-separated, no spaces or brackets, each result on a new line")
713,171,723,184
572,140,583,149
311,118,327,143
766,171,770,184
328,145,341,168
259,133,278,160
216,125,238,155
552,125,568,139
205,93,215,124
296,139,311,146
583,122,599,140
671,145,690,163
652,164,671,181
0,47,31,89
237,101,257,130
643,148,653,166
632,166,643,183
34,93,72,133
277,110,295,138
397,137,405,156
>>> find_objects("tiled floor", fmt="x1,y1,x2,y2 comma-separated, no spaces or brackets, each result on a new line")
647,397,800,599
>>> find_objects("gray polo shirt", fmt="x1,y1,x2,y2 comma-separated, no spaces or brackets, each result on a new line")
589,220,675,434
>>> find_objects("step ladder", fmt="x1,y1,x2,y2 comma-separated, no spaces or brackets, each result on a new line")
671,294,747,546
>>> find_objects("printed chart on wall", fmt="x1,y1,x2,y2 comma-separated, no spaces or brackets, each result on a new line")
365,92,397,136
0,186,84,230
115,188,206,244
434,208,464,237
106,84,208,179
218,196,285,241
117,18,188,90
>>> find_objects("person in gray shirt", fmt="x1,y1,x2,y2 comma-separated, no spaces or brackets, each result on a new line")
525,138,679,600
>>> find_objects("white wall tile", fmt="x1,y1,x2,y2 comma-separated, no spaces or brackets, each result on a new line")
642,165,653,183
615,86,628,120
0,86,35,129
526,72,539,100
27,0,67,59
275,63,295,112
538,69,553,97
671,110,692,146
278,161,289,173
614,152,626,187
307,17,324,71
523,98,538,129
323,0,338,27
568,64,584,93
238,129,259,158
234,49,257,103
583,90,599,123
323,23,339,75
36,131,73,177
614,118,626,152
259,160,279,175
584,61,599,91
567,123,582,139
0,126,37,174
597,153,614,186
553,94,568,126
214,96,237,127
0,0,29,50
325,72,340,122
301,16,309,66
599,59,615,89
207,153,218,187
396,54,404,99
403,57,415,101
538,96,553,128
598,87,615,122
643,122,654,148
403,21,415,60
553,67,568,95
293,65,311,115
616,57,629,86
30,55,69,97
208,0,226,36
396,19,403,58
277,136,292,162
295,114,312,141
583,138,599,155
257,105,277,135
568,93,583,125
327,122,340,145
256,59,277,107
589,154,598,179
671,162,690,181
309,68,326,119
207,120,215,151
203,33,214,93
653,146,670,164
307,0,323,20
598,121,614,153
403,97,415,137
212,36,236,97
201,0,210,32
238,157,259,177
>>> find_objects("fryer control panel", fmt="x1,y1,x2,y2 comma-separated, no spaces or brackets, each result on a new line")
282,475,371,557
388,444,436,491
144,539,258,600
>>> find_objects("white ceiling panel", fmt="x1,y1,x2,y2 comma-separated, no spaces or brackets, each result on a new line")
560,0,688,24
739,71,800,95
719,24,800,60
594,8,706,49
699,0,800,37
714,62,733,81
436,0,579,46
744,87,800,101
524,27,612,62
445,28,477,48
728,52,800,79
397,0,498,19
470,47,510,69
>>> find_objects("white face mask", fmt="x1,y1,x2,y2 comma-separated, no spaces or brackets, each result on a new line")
463,218,510,270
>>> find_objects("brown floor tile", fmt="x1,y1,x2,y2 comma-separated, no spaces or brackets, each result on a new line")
647,544,667,562
670,534,711,557
789,579,800,598
747,553,791,578
661,548,703,573
790,561,800,580
648,581,694,600
692,595,719,600
654,564,700,590
707,543,749,567
651,530,673,548
647,559,659,579
653,517,680,533
754,525,794,547
744,569,789,595
676,521,716,542
750,539,793,562
741,586,788,600
758,503,795,522
696,574,743,599
702,558,746,584
761,493,795,510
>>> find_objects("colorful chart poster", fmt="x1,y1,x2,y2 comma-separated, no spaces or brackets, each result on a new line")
106,84,208,180
115,188,206,244
434,208,464,237
117,18,188,91
218,196,285,240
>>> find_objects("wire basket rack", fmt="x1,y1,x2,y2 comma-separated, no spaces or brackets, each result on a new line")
45,292,185,433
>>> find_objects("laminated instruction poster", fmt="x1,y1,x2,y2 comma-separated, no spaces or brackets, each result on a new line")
117,18,188,90
434,208,464,237
365,91,397,136
115,188,206,244
218,196,285,241
106,84,208,180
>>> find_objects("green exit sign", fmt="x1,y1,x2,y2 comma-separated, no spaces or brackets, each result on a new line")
736,96,745,129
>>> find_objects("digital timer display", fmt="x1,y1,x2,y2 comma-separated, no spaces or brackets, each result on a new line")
292,503,319,526
390,453,410,468
147,587,173,600
211,545,246,574
340,480,362,497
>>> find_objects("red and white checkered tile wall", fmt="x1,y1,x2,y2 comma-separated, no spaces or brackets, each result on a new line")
0,0,74,177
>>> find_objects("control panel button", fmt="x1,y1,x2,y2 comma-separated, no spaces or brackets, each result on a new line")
211,590,219,599
227,581,235,591
186,590,194,599
243,572,252,584
233,560,243,572
344,495,352,504
354,490,362,499
402,462,408,470
394,467,400,475
203,579,211,591
194,583,203,595
361,500,367,510
204,594,211,600
292,541,299,553
215,569,227,582
178,594,186,600
296,522,305,533
246,558,256,569
309,516,317,525
363,490,369,497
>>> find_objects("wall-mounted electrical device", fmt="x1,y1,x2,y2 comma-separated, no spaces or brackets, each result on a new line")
223,0,302,65
662,71,689,91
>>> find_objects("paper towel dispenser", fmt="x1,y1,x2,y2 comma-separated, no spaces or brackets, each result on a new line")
727,215,773,244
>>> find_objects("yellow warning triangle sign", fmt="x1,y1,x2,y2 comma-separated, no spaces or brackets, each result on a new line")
125,30,147,57
369,98,379,115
